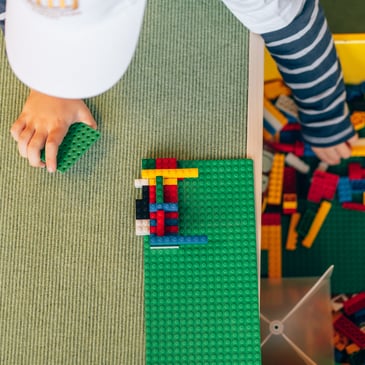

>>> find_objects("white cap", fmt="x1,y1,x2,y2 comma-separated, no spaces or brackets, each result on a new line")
5,0,147,98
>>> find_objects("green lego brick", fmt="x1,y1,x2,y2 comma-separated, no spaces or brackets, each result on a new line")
142,158,156,169
296,204,318,238
143,159,261,365
156,176,164,204
41,122,100,173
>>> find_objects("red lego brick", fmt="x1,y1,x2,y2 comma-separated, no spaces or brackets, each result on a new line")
344,292,365,316
262,212,281,226
348,163,363,180
283,167,297,194
307,173,323,203
149,185,156,204
164,185,178,203
342,202,365,212
334,314,365,348
165,226,179,234
268,141,304,156
156,158,177,169
156,209,165,236
166,212,179,219
307,170,339,203
322,171,339,201
281,123,301,132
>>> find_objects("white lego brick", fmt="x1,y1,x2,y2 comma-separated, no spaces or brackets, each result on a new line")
134,179,149,188
285,153,310,174
275,94,299,120
136,219,150,236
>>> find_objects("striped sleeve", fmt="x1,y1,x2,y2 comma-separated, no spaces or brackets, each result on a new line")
260,0,355,147
0,0,5,33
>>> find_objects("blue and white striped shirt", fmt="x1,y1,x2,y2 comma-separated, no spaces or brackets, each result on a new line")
224,0,355,148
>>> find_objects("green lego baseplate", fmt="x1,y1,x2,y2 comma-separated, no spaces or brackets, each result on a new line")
261,157,365,294
143,159,261,365
41,122,100,173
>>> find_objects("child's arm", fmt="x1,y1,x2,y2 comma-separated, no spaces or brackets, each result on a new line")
0,0,5,33
10,89,97,172
261,0,357,164
222,0,357,165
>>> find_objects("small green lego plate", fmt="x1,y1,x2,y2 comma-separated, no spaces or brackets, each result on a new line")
41,122,100,173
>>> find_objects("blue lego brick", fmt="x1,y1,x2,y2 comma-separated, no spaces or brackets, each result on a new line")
149,203,178,212
352,308,365,326
346,84,364,102
263,118,277,136
338,177,352,203
303,143,316,157
149,234,208,246
150,219,179,227
351,179,365,192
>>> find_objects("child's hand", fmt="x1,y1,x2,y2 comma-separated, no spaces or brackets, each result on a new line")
311,134,358,165
10,89,97,172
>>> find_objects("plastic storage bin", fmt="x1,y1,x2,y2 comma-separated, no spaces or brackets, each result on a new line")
260,266,334,365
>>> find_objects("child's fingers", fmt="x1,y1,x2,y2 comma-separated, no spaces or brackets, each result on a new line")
27,131,47,168
17,126,35,158
10,118,27,142
334,142,351,160
45,127,68,173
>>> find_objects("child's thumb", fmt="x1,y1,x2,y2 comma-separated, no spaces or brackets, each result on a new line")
78,109,98,130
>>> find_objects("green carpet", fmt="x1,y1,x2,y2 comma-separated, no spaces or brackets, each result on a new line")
0,1,250,364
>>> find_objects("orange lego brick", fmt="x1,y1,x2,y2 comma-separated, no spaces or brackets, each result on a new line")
302,201,332,248
285,212,301,250
267,225,282,279
267,153,285,205
351,111,365,131
264,79,292,100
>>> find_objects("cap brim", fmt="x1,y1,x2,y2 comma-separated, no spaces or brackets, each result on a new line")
5,0,147,98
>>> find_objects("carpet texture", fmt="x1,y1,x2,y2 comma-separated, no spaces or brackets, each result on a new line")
0,1,250,364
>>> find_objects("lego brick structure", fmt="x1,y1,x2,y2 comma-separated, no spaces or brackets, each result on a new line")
41,122,100,173
141,159,261,364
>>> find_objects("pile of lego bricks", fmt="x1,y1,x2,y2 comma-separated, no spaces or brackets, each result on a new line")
332,292,365,365
262,80,365,365
261,79,365,280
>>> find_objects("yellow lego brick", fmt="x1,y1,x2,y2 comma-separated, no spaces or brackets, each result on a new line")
286,213,301,250
261,195,268,213
164,178,178,185
268,225,282,279
148,178,178,186
283,201,298,209
264,79,292,100
267,153,285,205
261,225,271,250
263,128,274,143
302,201,332,248
141,168,199,179
351,111,365,131
283,193,298,210
363,192,365,205
351,139,365,157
